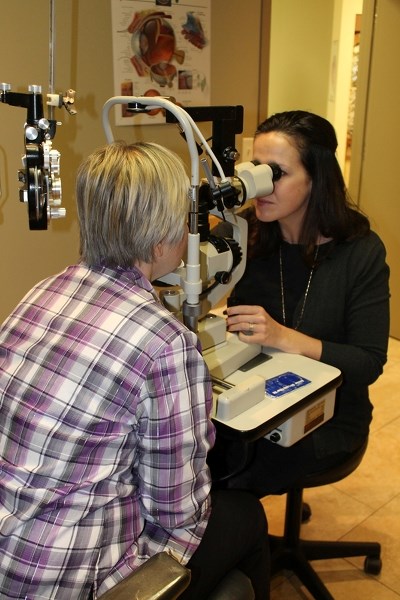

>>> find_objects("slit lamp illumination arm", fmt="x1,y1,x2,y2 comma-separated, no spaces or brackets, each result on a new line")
102,96,232,332
102,96,281,333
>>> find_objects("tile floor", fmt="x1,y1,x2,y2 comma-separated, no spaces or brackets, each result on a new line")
262,336,400,599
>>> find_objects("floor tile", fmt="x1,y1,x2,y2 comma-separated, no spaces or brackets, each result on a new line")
387,337,400,364
343,493,400,595
263,485,375,541
333,418,400,509
369,375,400,432
307,558,399,599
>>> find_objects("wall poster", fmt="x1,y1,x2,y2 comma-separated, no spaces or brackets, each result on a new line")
111,0,211,126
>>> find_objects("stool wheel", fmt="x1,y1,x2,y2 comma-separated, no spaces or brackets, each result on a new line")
301,502,312,523
364,555,382,575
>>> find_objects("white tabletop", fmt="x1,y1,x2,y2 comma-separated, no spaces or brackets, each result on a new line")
209,345,342,441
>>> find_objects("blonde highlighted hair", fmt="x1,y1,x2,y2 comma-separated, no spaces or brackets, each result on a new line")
76,141,189,267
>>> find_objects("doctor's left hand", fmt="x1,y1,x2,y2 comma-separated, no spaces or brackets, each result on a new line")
225,304,323,361
225,304,285,349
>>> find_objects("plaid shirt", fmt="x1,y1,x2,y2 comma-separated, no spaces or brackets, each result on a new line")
0,264,215,599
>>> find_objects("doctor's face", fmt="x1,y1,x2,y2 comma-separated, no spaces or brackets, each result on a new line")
252,132,312,231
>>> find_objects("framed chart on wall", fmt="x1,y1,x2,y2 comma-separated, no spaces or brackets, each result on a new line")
111,0,211,126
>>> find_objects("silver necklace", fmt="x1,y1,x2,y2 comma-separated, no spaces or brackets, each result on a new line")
279,245,319,330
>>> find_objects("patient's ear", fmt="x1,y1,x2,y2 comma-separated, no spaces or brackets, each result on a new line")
154,241,164,258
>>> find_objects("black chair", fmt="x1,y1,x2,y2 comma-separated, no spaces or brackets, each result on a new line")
269,439,382,600
100,551,255,600
208,569,255,600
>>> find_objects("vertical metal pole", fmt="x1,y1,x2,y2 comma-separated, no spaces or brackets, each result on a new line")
48,0,56,120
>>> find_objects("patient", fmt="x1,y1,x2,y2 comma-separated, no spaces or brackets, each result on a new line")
0,142,269,599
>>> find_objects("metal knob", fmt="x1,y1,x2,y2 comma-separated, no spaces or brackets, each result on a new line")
28,84,42,94
25,126,39,141
49,207,66,219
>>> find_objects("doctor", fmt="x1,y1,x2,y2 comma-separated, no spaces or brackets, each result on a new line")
221,110,390,495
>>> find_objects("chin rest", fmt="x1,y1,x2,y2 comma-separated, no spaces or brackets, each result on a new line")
269,439,382,600
99,552,254,600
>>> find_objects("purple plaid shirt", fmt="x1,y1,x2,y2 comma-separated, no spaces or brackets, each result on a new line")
0,264,215,599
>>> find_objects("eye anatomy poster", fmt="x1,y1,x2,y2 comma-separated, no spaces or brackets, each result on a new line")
111,0,211,126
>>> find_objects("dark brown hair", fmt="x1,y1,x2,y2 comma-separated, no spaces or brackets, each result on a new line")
246,110,370,263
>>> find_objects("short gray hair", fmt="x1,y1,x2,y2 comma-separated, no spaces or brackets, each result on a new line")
76,141,189,267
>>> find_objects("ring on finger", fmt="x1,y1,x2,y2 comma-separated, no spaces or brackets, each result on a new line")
243,321,254,336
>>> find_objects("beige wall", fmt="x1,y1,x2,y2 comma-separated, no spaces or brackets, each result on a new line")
268,0,399,339
349,0,400,339
268,0,362,173
267,0,334,118
327,0,363,169
0,0,262,323
5,0,394,339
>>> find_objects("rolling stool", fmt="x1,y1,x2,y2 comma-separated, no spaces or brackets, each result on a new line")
269,439,382,600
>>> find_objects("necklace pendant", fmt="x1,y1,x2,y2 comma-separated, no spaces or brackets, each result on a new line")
279,245,319,330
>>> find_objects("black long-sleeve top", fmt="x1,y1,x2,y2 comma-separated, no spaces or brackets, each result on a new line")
232,230,390,458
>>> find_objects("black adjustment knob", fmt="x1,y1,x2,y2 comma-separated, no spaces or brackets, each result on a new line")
269,431,281,443
215,271,232,285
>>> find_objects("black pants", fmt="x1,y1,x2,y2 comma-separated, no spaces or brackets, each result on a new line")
180,489,270,600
